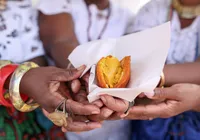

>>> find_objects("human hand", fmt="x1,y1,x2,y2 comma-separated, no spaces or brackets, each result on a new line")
20,65,102,132
125,84,200,120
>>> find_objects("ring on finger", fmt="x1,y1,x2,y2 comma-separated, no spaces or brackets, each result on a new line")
124,101,135,116
84,120,90,124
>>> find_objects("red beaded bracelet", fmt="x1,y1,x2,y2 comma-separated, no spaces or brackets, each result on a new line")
0,64,28,107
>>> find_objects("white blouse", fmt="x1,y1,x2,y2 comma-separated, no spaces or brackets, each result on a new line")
37,0,133,44
36,0,133,140
0,0,44,63
128,0,200,64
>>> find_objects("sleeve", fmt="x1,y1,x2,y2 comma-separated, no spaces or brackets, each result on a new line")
36,0,71,15
20,7,45,61
126,0,165,33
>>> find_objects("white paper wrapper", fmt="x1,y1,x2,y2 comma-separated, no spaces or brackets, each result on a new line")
69,22,170,103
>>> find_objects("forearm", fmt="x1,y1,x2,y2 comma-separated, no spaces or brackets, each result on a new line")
39,12,78,68
29,56,47,66
164,62,200,86
50,40,78,68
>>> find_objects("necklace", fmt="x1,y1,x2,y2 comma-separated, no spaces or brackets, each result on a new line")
86,3,111,42
172,0,200,19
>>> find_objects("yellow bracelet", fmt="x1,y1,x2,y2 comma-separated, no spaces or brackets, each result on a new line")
0,60,12,69
9,62,40,112
157,72,165,88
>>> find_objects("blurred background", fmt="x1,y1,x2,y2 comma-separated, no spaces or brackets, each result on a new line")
32,0,151,14
115,0,151,14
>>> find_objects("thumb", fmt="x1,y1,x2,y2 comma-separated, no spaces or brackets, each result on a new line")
152,87,178,100
53,65,86,82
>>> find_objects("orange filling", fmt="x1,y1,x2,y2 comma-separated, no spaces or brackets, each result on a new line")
96,55,131,88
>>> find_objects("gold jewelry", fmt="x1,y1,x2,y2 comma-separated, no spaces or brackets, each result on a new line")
0,60,12,69
157,72,165,88
9,62,39,112
47,99,68,127
172,0,200,19
124,101,135,116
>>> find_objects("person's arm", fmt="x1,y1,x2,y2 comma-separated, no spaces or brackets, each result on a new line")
29,56,47,66
164,62,200,86
39,12,79,68
1,61,102,132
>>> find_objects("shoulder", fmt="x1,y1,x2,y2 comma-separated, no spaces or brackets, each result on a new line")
36,0,86,15
138,0,170,15
131,0,171,32
36,0,72,15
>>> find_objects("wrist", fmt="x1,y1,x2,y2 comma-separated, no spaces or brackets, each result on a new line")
19,68,37,95
9,62,39,112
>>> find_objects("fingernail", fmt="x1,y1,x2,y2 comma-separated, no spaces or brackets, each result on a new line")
120,114,127,118
77,65,86,71
92,111,100,114
100,96,106,104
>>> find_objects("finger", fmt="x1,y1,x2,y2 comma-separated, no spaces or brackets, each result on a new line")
66,99,100,115
74,90,88,103
62,127,67,133
100,95,129,113
153,87,178,100
41,89,65,113
138,93,146,98
92,100,103,108
65,122,102,132
42,108,49,117
81,72,90,92
88,107,114,122
107,112,121,120
72,115,89,122
58,83,72,99
129,102,169,119
82,72,90,84
70,79,81,94
52,65,86,82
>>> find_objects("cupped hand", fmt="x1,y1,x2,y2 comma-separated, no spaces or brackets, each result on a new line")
20,65,102,132
125,84,200,120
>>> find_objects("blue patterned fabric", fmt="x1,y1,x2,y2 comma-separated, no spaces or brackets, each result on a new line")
132,112,200,140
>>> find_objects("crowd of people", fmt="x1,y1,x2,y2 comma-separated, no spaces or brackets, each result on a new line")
1,0,200,139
